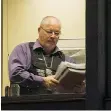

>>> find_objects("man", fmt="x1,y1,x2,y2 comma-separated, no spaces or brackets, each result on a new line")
8,16,83,95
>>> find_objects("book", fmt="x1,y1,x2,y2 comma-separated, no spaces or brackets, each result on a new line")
55,62,85,90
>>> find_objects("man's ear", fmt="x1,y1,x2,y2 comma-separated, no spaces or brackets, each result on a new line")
38,27,40,32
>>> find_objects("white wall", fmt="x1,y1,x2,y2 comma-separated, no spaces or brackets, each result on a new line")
2,0,85,96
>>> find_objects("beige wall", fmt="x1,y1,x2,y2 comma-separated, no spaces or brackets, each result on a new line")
2,0,10,96
8,0,85,54
2,0,85,96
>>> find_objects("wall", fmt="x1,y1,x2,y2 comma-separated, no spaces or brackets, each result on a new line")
7,0,85,54
2,0,10,96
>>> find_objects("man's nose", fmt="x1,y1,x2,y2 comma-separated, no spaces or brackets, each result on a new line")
50,32,56,38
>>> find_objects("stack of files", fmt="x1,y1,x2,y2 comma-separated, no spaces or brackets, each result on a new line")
55,62,85,90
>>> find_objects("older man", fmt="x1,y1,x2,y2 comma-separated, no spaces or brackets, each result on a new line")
8,16,78,95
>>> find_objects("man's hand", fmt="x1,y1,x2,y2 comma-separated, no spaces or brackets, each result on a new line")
42,75,59,89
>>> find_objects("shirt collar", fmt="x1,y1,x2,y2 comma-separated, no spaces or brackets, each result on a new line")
33,39,42,50
33,39,62,55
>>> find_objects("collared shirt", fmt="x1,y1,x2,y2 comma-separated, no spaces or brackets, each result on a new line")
8,40,75,87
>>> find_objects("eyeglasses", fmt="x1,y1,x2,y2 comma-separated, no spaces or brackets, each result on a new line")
40,27,61,36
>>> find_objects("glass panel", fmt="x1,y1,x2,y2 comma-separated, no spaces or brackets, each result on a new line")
2,0,86,97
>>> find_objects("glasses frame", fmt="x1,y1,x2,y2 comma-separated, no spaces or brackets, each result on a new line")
40,27,61,36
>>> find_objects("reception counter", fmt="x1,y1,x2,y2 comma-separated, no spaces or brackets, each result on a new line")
1,93,85,110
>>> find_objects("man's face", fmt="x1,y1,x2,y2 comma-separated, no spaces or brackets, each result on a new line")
38,24,61,51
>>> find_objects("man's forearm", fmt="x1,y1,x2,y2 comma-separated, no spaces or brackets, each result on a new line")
10,67,44,88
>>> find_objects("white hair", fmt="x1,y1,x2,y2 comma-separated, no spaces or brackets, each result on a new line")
40,16,61,27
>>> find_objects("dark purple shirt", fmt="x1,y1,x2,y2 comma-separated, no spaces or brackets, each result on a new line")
8,40,75,87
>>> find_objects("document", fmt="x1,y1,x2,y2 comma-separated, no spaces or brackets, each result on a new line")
55,62,85,90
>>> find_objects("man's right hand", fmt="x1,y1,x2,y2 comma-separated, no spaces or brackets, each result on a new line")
42,75,59,89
